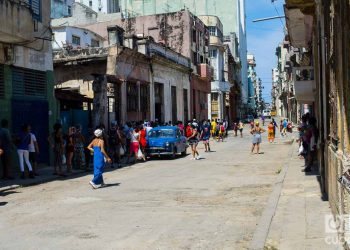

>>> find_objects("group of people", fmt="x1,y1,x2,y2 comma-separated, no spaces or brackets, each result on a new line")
0,120,40,180
297,113,319,172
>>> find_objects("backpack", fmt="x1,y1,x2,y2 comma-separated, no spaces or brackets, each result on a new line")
186,127,192,137
220,125,225,132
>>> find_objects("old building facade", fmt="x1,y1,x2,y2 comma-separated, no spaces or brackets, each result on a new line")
0,0,57,164
284,0,350,247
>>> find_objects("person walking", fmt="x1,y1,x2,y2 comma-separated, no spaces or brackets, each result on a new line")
28,125,40,176
261,115,265,126
233,121,238,137
250,122,266,154
127,127,146,164
272,118,278,138
200,121,211,152
218,123,225,142
188,124,201,160
282,119,288,137
87,129,112,189
267,121,275,143
16,124,34,179
211,119,217,138
65,127,75,174
48,123,65,176
238,121,244,138
139,124,147,158
0,119,14,180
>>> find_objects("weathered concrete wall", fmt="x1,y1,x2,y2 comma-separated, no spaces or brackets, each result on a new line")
152,61,191,123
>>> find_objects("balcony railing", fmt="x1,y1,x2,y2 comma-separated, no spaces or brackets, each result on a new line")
197,64,213,80
292,66,315,103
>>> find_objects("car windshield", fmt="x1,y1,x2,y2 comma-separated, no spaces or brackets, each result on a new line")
148,129,175,138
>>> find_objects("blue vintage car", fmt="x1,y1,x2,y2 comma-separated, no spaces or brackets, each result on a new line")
146,126,188,158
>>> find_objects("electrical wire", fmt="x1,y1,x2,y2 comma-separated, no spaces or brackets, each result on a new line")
272,2,286,34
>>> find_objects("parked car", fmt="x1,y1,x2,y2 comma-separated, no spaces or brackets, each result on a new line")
146,126,188,159
263,109,271,119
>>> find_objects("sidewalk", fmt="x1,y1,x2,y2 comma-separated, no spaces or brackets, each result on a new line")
0,167,88,192
264,142,340,250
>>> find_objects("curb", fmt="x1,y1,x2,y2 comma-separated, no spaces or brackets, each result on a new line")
249,138,295,250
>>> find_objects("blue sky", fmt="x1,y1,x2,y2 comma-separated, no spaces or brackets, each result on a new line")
245,0,285,103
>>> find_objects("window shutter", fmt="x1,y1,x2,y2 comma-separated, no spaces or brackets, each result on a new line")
12,67,46,99
31,0,41,21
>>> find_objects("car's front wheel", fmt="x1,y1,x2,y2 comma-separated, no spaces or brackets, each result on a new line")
181,148,187,156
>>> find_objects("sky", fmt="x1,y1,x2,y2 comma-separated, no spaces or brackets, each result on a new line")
245,0,286,103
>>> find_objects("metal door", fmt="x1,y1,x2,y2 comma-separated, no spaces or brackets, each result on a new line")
11,99,49,164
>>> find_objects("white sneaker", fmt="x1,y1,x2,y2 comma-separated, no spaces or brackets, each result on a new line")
190,157,196,160
196,155,202,160
89,181,99,189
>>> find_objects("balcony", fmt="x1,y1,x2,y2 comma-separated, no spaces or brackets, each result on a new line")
197,64,213,80
210,36,223,46
292,66,315,103
211,81,232,93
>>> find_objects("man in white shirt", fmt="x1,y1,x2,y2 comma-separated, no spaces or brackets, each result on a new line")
28,126,40,176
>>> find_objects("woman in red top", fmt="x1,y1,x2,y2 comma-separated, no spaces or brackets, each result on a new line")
139,125,147,156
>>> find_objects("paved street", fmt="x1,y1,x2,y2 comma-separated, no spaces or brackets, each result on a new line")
0,128,326,249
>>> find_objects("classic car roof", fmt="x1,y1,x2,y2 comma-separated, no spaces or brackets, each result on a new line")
150,126,177,131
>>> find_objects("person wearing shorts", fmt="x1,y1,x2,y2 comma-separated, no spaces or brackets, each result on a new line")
200,121,211,152
250,122,266,154
188,124,201,160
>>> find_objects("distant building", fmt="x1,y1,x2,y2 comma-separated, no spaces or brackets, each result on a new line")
51,0,74,18
55,9,213,121
0,0,57,164
198,15,232,121
119,0,248,112
247,54,258,114
52,26,105,50
78,0,120,13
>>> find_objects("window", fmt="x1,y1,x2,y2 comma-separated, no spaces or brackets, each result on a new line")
193,52,198,65
31,0,42,21
67,6,72,16
89,0,92,7
127,83,138,111
72,35,80,46
209,49,217,58
208,26,216,36
192,29,197,43
140,85,150,113
91,39,99,47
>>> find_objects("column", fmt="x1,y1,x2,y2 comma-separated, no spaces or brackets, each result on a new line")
92,75,108,129
121,80,127,124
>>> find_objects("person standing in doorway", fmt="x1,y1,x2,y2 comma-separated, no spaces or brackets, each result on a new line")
0,119,14,180
87,129,112,189
28,125,40,176
17,124,34,179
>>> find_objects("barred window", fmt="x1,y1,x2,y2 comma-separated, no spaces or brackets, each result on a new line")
140,84,149,113
127,83,138,112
